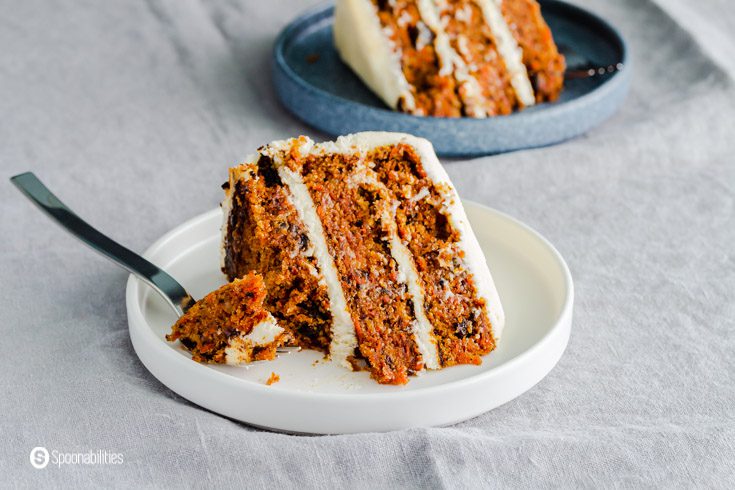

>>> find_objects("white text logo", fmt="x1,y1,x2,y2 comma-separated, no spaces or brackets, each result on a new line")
30,447,50,469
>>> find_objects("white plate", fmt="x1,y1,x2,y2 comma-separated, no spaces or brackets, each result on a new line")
126,201,573,434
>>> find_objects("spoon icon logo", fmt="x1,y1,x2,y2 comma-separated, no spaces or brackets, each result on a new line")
30,447,49,469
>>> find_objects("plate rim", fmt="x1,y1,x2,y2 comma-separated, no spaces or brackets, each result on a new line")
126,200,574,401
271,0,631,156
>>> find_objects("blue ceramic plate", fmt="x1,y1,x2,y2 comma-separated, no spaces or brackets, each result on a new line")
273,0,630,157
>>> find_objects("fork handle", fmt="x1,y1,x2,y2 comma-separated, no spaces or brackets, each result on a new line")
10,172,193,316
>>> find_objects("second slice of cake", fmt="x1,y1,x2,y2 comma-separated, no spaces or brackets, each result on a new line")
221,132,505,384
334,0,565,117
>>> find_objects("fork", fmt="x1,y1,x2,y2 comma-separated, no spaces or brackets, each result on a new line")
10,172,296,357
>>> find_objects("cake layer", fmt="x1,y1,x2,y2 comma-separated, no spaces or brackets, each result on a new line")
438,0,519,116
325,132,505,343
222,156,335,352
367,141,498,365
221,132,505,384
271,151,359,369
270,140,425,384
334,0,564,117
166,273,287,365
498,0,565,102
372,0,463,117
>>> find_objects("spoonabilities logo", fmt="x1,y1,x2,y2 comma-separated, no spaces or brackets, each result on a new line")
30,447,49,469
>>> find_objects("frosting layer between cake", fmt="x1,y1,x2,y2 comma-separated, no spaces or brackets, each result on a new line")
221,132,505,383
334,0,564,117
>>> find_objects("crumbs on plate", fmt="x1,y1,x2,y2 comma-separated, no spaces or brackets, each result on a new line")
266,372,280,386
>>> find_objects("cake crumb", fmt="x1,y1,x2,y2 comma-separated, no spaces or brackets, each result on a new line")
266,372,280,386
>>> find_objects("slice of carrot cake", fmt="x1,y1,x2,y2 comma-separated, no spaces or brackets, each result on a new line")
166,273,288,364
221,132,505,384
334,0,565,117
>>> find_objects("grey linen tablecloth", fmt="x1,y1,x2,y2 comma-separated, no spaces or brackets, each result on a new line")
2,0,733,487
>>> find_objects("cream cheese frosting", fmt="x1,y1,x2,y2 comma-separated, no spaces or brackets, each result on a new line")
264,142,359,370
224,313,284,365
333,0,536,115
291,132,505,341
221,132,506,372
329,132,506,340
473,0,535,107
334,0,416,111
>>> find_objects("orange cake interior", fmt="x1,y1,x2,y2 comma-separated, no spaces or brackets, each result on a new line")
221,132,505,384
334,0,565,117
166,272,287,365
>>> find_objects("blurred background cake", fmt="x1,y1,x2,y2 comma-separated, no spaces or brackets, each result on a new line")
334,0,565,117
